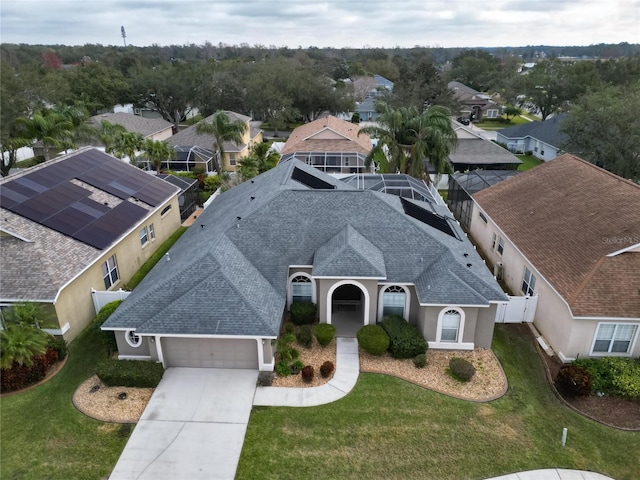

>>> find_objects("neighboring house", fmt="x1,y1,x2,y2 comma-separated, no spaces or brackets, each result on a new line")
102,160,507,370
0,148,182,341
156,174,199,222
279,116,373,174
470,154,640,362
496,114,568,161
166,112,263,173
354,74,394,122
448,81,501,122
90,112,175,141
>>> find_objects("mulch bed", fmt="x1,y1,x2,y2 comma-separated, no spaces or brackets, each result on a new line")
535,335,640,430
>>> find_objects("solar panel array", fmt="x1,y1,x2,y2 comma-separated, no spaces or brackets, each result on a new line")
400,198,458,240
0,149,177,250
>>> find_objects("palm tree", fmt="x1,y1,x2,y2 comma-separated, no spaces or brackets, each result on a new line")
140,139,176,173
359,102,457,182
196,111,247,173
237,142,280,180
94,120,128,155
113,131,144,165
15,109,75,162
0,303,52,369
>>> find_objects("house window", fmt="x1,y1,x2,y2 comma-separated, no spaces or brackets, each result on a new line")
479,212,488,224
497,236,504,255
441,310,461,342
149,223,155,240
491,233,497,250
125,329,142,348
229,153,237,166
139,226,149,246
291,275,312,304
592,323,638,354
486,110,498,119
102,255,119,289
161,205,172,216
382,286,407,318
522,267,536,296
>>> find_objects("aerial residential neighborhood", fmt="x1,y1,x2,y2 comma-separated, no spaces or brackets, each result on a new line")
1,4,639,480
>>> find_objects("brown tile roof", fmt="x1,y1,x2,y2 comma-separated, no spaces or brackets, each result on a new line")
473,154,640,318
281,116,372,155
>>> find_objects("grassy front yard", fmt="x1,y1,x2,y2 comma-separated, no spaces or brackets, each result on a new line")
0,328,127,480
237,325,639,480
517,154,544,171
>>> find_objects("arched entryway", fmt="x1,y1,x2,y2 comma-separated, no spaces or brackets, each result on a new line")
326,280,370,337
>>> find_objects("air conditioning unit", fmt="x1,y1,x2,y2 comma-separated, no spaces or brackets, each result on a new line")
494,262,504,281
133,108,141,116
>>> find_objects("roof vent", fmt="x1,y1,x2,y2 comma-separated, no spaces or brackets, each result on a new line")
467,263,472,268
250,196,255,201
236,216,242,221
463,253,469,257
165,252,170,262
201,224,205,229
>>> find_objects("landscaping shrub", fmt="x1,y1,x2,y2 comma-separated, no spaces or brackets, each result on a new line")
413,353,427,369
573,357,640,398
449,357,476,382
290,302,317,325
92,300,122,355
95,359,164,388
320,361,335,378
314,323,336,347
283,322,295,335
555,365,592,397
276,333,298,364
357,325,390,356
297,325,313,349
257,372,274,386
301,365,314,383
47,336,68,360
275,360,290,377
0,346,60,393
380,315,427,359
289,360,304,375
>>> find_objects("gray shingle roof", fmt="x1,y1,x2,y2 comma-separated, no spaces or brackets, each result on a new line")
313,225,386,278
90,112,172,138
103,160,506,337
167,112,254,152
449,138,522,167
497,113,568,147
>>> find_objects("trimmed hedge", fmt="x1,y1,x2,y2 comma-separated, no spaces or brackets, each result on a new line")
379,315,427,359
314,323,336,347
555,365,592,397
449,357,476,382
413,353,427,369
357,325,390,356
573,357,640,398
290,302,317,325
95,359,164,388
47,336,68,360
92,300,123,355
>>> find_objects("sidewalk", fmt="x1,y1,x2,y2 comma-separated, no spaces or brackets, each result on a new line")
253,337,359,407
485,469,614,480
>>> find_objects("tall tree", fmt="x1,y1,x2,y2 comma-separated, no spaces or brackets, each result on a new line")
140,139,176,173
196,111,247,173
561,83,640,182
359,102,457,180
113,131,144,165
1,61,31,175
447,49,504,92
237,142,280,180
93,120,127,154
14,109,75,162
64,61,131,114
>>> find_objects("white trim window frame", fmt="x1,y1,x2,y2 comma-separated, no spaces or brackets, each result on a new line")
430,307,474,350
497,236,505,256
149,223,155,240
522,267,536,296
590,323,639,356
378,285,410,321
102,255,120,289
125,329,143,348
139,226,149,246
287,272,316,308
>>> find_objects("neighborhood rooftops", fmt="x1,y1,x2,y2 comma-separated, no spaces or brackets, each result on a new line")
90,112,173,138
281,115,372,156
473,154,640,318
103,159,506,338
497,113,568,147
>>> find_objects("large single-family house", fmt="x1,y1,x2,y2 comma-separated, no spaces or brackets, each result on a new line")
167,112,263,173
496,114,568,161
0,148,182,341
102,160,507,370
355,74,395,122
470,154,640,361
448,81,501,122
90,112,175,141
279,116,373,174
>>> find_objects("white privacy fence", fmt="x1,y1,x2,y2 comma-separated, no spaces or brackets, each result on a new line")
495,295,538,323
91,288,131,315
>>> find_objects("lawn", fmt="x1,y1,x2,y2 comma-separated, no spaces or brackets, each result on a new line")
517,154,544,171
237,324,640,480
0,327,128,480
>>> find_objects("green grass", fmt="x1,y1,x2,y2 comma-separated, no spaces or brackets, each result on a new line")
475,115,534,130
124,226,187,289
438,189,448,202
517,154,544,171
237,324,640,480
0,328,129,480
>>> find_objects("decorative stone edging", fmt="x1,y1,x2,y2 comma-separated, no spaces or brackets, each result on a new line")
0,355,69,398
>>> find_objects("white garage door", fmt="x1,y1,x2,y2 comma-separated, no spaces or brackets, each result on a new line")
162,338,258,369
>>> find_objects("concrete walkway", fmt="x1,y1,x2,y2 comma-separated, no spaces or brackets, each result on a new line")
485,469,614,480
109,368,258,480
253,337,359,407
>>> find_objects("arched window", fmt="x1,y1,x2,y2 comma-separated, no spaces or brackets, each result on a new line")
440,310,461,342
125,329,142,348
291,275,312,304
382,285,407,318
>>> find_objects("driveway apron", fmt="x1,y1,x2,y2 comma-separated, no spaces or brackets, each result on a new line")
109,368,258,480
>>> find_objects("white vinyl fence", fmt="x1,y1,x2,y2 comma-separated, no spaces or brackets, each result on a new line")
91,288,131,315
495,295,538,323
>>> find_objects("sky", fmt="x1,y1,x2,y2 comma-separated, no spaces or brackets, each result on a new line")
1,0,639,49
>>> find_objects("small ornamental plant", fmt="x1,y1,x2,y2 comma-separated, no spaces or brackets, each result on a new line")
301,365,314,383
320,361,335,378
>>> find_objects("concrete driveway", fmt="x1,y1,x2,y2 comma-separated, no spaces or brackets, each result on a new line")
109,368,258,480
